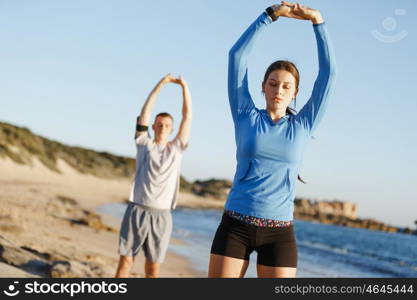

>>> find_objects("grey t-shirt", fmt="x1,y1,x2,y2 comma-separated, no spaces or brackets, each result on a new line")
129,133,187,210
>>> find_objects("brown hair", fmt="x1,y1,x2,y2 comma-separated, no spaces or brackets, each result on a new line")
154,112,173,122
263,60,300,116
263,60,306,184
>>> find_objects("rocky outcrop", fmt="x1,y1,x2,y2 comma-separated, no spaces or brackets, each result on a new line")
293,198,416,235
0,190,117,278
294,213,400,233
295,198,357,219
49,195,116,233
49,260,107,278
70,210,116,233
0,244,50,276
189,179,232,200
0,239,109,278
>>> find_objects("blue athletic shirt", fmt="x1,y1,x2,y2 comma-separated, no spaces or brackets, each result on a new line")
225,12,337,221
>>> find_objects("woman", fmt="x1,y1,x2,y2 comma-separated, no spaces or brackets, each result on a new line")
209,2,337,278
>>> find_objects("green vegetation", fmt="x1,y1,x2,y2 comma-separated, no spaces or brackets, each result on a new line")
0,121,231,197
0,121,135,178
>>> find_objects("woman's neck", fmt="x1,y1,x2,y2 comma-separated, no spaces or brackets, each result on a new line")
266,107,286,123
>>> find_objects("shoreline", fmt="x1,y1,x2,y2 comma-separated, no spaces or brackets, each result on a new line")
2,155,414,279
0,157,204,278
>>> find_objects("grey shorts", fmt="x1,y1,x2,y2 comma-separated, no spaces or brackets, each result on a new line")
118,203,172,264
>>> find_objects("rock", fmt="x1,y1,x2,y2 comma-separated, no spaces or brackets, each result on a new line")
294,198,357,219
21,246,52,260
402,227,413,234
0,242,110,278
0,244,50,276
49,260,106,278
56,195,78,206
49,261,72,277
293,201,407,235
191,179,232,200
70,210,116,232
0,244,33,266
386,226,399,233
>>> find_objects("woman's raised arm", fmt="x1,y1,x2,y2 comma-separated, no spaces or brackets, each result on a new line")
287,3,337,133
228,12,271,123
228,3,311,124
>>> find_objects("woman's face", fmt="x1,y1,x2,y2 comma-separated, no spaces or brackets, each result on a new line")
262,69,298,112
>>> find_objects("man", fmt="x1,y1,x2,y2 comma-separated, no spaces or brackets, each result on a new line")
115,74,192,278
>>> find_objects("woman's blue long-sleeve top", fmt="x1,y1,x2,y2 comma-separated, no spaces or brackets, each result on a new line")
225,12,337,221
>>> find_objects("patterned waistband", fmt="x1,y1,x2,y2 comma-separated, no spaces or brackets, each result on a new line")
225,210,293,228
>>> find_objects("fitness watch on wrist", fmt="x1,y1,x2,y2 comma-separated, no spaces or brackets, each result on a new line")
266,6,279,22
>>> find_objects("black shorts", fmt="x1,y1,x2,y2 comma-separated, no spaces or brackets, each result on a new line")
210,213,297,267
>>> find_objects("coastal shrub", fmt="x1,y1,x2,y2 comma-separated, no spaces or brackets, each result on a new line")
0,122,135,179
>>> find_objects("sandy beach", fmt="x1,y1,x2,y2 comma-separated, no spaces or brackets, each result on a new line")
0,157,220,278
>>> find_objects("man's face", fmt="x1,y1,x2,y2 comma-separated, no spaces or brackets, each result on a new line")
152,116,173,141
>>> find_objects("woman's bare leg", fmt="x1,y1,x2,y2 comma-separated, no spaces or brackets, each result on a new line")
257,265,297,278
208,254,249,278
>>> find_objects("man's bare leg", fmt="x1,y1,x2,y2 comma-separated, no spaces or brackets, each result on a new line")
115,255,134,278
145,259,160,278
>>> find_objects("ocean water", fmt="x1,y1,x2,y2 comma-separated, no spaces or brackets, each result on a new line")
98,204,417,278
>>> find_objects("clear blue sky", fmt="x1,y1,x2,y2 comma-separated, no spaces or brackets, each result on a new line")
1,0,416,227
